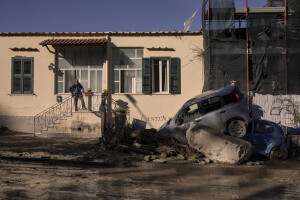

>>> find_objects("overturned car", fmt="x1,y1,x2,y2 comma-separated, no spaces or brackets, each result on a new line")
158,85,251,144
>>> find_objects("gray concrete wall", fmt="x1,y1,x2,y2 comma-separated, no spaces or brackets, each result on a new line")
0,115,34,133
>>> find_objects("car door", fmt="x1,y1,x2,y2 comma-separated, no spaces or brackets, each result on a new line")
198,96,225,131
251,121,277,155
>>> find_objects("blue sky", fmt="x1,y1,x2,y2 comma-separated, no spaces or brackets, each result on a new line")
0,0,268,32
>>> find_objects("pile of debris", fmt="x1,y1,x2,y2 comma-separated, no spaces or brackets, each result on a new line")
99,122,254,165
99,126,204,163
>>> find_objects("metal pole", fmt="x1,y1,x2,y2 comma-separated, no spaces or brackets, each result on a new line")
71,96,73,116
246,0,250,102
207,0,210,82
33,116,35,137
284,0,288,94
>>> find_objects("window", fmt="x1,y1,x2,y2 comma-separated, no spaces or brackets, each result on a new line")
223,93,235,105
56,47,103,93
201,96,222,114
112,48,143,93
142,57,181,94
254,122,274,134
178,103,201,123
152,59,169,93
11,57,34,94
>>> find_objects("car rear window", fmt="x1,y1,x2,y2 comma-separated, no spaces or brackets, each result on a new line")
201,96,222,114
223,93,235,105
254,122,274,134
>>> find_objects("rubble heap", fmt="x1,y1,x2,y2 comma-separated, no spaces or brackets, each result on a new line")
99,127,204,161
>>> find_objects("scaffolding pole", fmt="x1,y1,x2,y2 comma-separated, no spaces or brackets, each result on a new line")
246,0,250,102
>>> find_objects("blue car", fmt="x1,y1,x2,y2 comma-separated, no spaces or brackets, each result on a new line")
243,119,289,159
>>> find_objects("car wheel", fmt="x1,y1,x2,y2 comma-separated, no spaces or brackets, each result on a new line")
270,147,288,160
228,120,247,137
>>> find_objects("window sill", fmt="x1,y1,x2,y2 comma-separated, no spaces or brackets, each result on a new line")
151,92,171,95
113,93,144,95
113,93,175,95
9,93,37,96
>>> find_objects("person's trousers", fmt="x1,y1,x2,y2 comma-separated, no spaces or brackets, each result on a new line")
74,93,86,111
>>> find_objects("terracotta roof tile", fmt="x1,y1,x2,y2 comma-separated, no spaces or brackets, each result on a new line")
147,47,175,51
39,38,107,46
10,47,39,52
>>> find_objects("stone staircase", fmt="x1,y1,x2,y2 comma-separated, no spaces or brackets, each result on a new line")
34,95,102,138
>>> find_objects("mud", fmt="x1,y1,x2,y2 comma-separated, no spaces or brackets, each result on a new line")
1,132,300,199
1,160,300,199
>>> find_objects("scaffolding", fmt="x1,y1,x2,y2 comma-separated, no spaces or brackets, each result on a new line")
202,0,300,97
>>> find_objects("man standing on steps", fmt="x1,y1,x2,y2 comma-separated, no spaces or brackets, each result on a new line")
69,78,86,111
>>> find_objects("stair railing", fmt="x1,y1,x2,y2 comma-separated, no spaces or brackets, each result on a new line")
34,96,72,135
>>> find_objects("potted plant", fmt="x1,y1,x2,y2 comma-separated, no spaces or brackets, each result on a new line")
85,88,94,96
114,107,127,128
102,89,108,96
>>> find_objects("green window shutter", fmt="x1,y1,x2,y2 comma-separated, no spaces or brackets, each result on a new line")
142,58,152,94
23,58,34,94
169,58,181,94
11,57,34,94
11,57,22,94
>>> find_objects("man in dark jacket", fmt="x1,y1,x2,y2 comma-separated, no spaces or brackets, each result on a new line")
69,78,86,111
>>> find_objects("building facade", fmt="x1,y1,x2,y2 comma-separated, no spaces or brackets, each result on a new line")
0,31,203,135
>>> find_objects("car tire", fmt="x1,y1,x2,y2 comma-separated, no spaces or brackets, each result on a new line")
228,119,247,138
270,147,288,160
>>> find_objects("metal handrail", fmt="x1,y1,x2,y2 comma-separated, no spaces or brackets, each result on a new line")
34,96,72,135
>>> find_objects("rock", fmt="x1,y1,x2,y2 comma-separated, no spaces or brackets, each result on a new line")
203,157,211,164
186,123,254,165
144,155,151,162
188,154,200,160
132,142,142,148
153,159,167,163
255,161,264,165
177,154,186,160
198,160,206,165
246,161,253,166
151,155,158,160
160,152,167,158
130,130,143,138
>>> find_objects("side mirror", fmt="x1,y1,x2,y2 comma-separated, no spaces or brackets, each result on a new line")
176,117,184,126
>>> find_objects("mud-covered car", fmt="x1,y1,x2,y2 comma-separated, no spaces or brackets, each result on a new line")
243,119,290,159
158,85,251,143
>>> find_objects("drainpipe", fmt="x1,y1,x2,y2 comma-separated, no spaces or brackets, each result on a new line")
106,35,112,128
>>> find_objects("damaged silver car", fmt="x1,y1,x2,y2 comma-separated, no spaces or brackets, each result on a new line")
158,85,251,143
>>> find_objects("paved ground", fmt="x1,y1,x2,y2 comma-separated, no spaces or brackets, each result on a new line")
1,132,300,199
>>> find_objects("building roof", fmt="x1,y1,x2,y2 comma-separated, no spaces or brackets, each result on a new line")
0,31,202,37
39,38,107,46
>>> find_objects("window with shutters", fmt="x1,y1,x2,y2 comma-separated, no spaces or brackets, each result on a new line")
152,59,169,93
11,57,34,94
142,57,181,94
112,48,143,93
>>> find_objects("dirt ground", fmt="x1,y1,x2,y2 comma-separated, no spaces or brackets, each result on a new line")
1,132,300,199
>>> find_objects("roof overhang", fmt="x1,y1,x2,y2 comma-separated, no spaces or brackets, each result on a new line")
39,38,107,47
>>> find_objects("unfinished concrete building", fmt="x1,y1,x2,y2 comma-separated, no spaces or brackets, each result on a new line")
202,0,300,127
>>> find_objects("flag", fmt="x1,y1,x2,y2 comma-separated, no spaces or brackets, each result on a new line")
184,10,198,31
